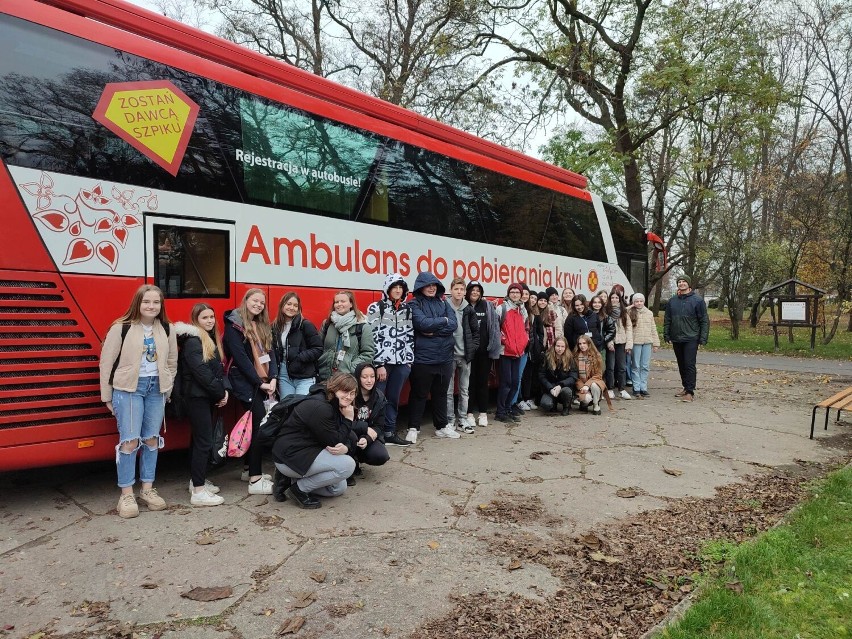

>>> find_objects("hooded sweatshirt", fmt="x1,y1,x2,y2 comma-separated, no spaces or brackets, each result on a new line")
466,280,502,359
408,271,458,365
366,273,414,366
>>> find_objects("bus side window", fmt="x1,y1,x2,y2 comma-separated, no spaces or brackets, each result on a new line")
154,225,230,297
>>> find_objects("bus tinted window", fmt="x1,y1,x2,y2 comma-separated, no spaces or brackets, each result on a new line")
0,15,239,202
540,194,607,261
377,142,483,240
0,14,614,264
238,97,383,218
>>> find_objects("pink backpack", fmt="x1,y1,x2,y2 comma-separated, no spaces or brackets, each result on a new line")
227,409,253,457
500,305,529,358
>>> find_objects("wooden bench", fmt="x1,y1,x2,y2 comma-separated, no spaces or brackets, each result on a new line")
810,386,852,439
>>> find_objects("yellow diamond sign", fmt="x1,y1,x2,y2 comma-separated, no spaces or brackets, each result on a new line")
93,80,199,176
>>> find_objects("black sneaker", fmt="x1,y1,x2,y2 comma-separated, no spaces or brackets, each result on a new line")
511,403,526,415
510,414,522,423
385,433,412,447
640,390,650,397
495,414,513,423
272,468,290,502
560,408,571,416
347,475,357,487
286,483,321,509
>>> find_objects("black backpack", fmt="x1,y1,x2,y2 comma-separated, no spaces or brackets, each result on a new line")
255,393,312,446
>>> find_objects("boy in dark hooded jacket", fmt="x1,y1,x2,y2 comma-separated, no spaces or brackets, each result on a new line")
404,272,459,443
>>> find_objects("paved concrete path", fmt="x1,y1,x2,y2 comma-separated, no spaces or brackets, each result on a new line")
655,347,852,377
1,358,850,639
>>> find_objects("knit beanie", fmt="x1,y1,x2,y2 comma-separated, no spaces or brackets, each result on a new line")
544,286,558,299
676,275,692,287
506,283,523,295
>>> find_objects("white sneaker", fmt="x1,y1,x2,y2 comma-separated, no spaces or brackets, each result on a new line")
607,390,615,400
191,489,224,506
405,428,419,444
435,426,461,439
248,476,274,495
478,414,488,427
447,419,458,432
466,413,475,426
620,390,632,400
527,401,537,410
188,479,220,495
241,470,271,482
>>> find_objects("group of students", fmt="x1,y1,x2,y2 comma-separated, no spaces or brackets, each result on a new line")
98,273,659,518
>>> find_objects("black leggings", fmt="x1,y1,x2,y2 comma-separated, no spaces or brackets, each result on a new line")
185,397,216,488
468,351,491,414
241,390,267,476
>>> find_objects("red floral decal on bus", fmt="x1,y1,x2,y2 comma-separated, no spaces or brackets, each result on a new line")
18,171,157,272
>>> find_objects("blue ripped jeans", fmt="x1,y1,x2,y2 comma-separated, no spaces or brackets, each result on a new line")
112,376,165,488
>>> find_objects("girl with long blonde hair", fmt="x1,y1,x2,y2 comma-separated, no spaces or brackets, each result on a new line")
223,288,278,494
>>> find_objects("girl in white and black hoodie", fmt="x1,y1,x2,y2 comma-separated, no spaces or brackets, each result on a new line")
366,273,414,446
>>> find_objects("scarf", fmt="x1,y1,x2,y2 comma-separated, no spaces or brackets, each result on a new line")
331,311,357,349
247,322,269,382
610,306,621,320
503,298,528,321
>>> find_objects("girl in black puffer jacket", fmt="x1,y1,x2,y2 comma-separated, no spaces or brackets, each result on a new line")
348,363,391,482
272,292,323,396
175,304,231,507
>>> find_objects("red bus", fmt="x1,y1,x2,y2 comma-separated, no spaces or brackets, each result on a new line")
0,0,649,471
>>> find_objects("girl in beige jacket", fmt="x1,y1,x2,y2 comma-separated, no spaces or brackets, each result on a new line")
628,293,660,398
99,285,177,518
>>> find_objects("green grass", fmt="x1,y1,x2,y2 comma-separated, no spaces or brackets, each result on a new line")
655,311,852,360
658,466,852,639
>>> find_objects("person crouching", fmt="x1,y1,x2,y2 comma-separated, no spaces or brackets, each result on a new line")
271,372,358,509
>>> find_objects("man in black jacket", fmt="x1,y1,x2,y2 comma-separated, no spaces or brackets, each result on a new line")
445,277,480,434
663,275,710,402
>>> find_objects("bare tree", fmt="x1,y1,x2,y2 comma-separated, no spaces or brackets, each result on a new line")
794,0,852,343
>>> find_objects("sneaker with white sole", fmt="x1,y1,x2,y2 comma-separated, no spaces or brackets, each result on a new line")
138,487,166,511
466,413,476,427
248,476,274,495
188,479,220,495
478,413,488,427
435,426,461,439
607,390,615,400
447,419,458,432
191,489,224,506
527,401,537,410
459,417,476,434
117,493,138,519
620,390,632,400
241,470,271,482
405,428,419,444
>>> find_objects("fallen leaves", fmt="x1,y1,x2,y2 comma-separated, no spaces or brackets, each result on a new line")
616,487,639,498
427,540,440,550
589,551,621,565
290,591,317,609
529,451,553,460
309,571,327,583
506,559,523,571
180,586,233,602
725,580,744,594
663,467,684,477
195,533,218,546
70,600,110,618
278,616,305,635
